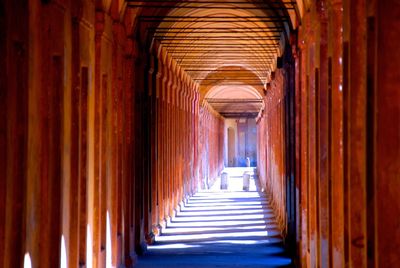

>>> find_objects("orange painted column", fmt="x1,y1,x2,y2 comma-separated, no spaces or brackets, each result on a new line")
172,67,177,212
299,7,321,266
185,85,192,197
178,74,183,205
133,52,143,252
171,65,177,216
317,4,330,267
299,21,310,266
329,1,345,267
111,19,129,265
0,1,6,264
154,55,163,234
182,84,187,197
149,51,158,238
93,9,104,268
178,74,184,202
40,5,65,267
167,66,172,215
185,85,190,196
173,67,179,210
191,88,196,194
172,69,178,212
293,42,302,266
180,83,186,198
178,73,184,204
193,92,199,193
372,0,400,265
1,2,29,267
184,80,190,197
178,78,184,203
123,42,136,266
167,64,173,219
343,0,368,266
162,59,167,227
157,58,163,227
162,61,170,223
99,48,108,268
69,3,84,267
307,29,319,268
182,79,188,201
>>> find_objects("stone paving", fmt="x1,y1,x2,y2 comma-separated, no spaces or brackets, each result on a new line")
135,168,293,268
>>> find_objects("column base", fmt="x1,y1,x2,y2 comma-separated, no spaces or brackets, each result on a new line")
136,241,148,256
145,232,155,245
123,252,138,268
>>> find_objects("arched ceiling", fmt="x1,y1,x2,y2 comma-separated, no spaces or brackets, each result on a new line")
205,83,263,118
127,0,301,118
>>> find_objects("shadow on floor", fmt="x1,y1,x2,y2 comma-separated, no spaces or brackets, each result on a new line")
135,168,294,268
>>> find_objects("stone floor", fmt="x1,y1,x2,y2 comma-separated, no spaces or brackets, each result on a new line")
135,168,293,268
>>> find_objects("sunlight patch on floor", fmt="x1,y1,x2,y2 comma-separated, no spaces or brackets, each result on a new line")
136,168,292,268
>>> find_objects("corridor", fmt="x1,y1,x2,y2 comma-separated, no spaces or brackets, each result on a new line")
136,168,292,268
1,0,399,268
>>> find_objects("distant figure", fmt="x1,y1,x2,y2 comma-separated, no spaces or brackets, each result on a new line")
246,157,251,167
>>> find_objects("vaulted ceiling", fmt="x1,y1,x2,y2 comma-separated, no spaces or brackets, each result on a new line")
128,0,301,118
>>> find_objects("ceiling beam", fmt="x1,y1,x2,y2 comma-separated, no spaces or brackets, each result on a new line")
174,59,274,62
156,36,281,40
206,99,263,103
160,42,281,46
177,64,271,66
170,54,276,57
168,48,278,53
153,30,283,34
139,15,287,18
219,112,259,118
161,43,279,47
128,0,296,4
185,69,269,71
170,54,276,56
196,77,265,79
200,84,264,86
199,78,266,80
150,26,284,30
139,18,288,23
179,65,271,68
128,4,294,10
